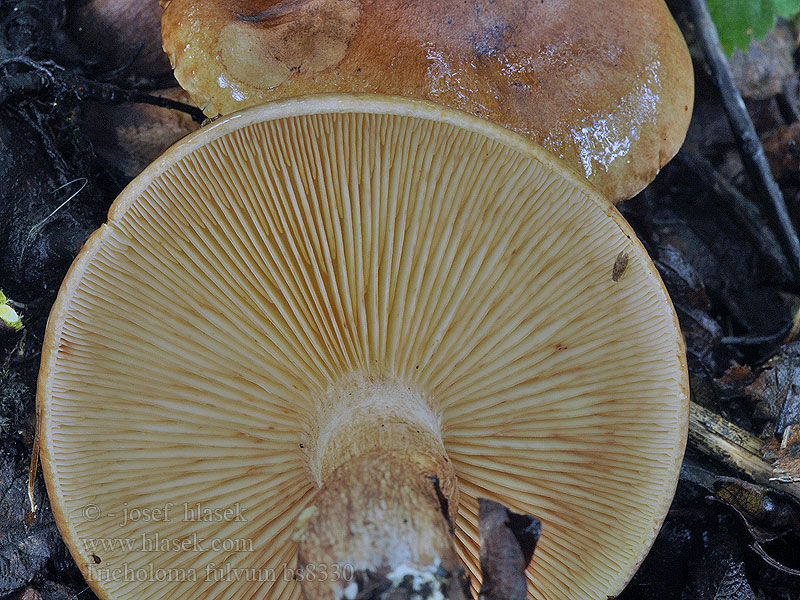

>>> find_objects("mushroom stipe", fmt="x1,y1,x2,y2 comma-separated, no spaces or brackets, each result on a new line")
37,95,689,600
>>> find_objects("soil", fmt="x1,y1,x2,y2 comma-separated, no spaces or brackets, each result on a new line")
2,0,800,599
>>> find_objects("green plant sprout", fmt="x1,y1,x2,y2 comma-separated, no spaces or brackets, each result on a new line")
0,291,24,332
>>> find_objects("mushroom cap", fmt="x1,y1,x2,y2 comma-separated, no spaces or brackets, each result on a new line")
161,0,694,202
38,95,689,600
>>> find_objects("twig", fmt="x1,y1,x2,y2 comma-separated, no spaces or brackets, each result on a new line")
72,78,206,123
0,56,62,83
676,151,793,281
686,0,800,284
783,303,800,344
27,411,40,523
688,401,800,500
750,542,800,576
720,322,792,346
0,63,206,123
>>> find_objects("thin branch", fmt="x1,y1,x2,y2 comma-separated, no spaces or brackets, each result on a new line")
0,63,206,123
27,419,40,523
720,322,792,346
686,0,800,284
72,78,206,123
688,401,800,500
750,542,800,576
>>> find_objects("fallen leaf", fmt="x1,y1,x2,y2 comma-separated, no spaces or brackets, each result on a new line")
715,365,756,400
9,581,83,600
745,342,800,434
712,477,800,542
708,560,757,600
478,498,541,600
763,121,800,183
653,244,722,369
762,423,800,484
11,586,42,600
654,244,713,312
620,169,792,346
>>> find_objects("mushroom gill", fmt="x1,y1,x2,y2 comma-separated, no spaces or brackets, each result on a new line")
38,95,688,600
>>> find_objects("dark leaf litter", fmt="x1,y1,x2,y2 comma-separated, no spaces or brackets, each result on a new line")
3,0,800,599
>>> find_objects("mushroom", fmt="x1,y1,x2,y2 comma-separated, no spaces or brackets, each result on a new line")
161,0,694,203
38,95,689,600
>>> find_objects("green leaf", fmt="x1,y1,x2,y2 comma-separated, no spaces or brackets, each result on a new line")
707,0,800,54
773,0,800,18
708,0,775,53
0,305,22,332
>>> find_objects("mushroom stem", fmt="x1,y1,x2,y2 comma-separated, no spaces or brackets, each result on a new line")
297,451,469,600
297,378,468,599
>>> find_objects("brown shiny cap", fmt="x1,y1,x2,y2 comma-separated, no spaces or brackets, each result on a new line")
162,0,694,202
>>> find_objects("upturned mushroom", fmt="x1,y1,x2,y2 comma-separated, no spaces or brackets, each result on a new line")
161,0,694,202
38,95,688,600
